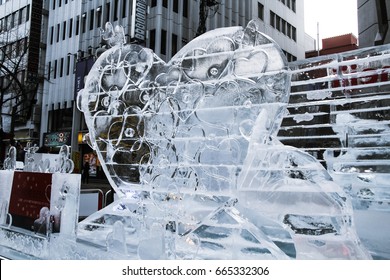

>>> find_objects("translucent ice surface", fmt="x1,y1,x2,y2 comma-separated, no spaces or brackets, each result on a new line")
75,20,371,259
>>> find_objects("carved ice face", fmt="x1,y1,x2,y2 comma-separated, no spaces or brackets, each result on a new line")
77,20,290,195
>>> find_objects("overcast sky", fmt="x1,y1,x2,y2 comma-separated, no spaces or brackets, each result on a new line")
304,0,358,48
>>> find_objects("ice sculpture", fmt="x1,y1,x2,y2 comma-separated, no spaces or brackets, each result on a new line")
23,142,39,171
22,143,74,173
0,146,80,258
285,47,390,259
75,20,371,259
3,146,17,170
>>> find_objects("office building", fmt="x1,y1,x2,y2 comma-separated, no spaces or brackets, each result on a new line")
0,0,47,162
358,0,390,47
38,0,306,176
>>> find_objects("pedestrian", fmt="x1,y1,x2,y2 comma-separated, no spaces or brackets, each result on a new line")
82,161,90,184
16,143,26,161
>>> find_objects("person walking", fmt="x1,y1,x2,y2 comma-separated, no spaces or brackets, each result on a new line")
82,161,90,184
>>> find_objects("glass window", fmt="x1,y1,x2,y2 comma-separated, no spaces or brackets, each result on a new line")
90,9,94,30
161,29,167,55
66,55,71,75
18,8,23,25
62,20,66,40
54,60,57,79
76,16,80,35
50,26,54,44
287,23,291,38
4,15,8,30
258,3,264,21
122,0,127,18
173,0,179,13
114,0,118,21
26,5,30,21
56,23,60,42
60,57,64,77
69,18,73,38
172,33,178,57
292,26,297,41
48,61,51,80
10,12,15,28
270,11,275,27
183,0,188,17
96,7,102,27
82,13,86,33
149,29,156,51
105,2,111,23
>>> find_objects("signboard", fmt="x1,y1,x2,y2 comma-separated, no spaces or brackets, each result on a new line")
131,0,147,45
43,131,71,147
8,172,52,233
74,57,95,99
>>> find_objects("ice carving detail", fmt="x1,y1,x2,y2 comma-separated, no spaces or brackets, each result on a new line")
3,146,16,170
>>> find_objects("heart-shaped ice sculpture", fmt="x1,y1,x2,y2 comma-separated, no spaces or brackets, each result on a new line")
77,20,370,259
78,20,289,194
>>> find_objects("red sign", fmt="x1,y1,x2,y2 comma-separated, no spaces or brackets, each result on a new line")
331,65,390,89
9,172,52,233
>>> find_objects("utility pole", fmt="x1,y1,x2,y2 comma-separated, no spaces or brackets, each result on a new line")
317,22,320,56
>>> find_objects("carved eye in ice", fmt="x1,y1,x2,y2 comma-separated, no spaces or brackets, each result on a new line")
181,37,235,81
125,128,135,137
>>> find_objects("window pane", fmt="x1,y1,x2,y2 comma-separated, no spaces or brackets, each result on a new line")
161,29,167,55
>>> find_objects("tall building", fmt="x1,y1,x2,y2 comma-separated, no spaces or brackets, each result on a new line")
147,0,305,62
0,0,47,163
358,0,390,47
41,0,148,174
39,0,305,177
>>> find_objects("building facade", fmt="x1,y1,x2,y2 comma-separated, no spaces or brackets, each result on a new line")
358,0,390,47
38,0,306,176
0,0,47,163
147,0,305,62
41,0,148,174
